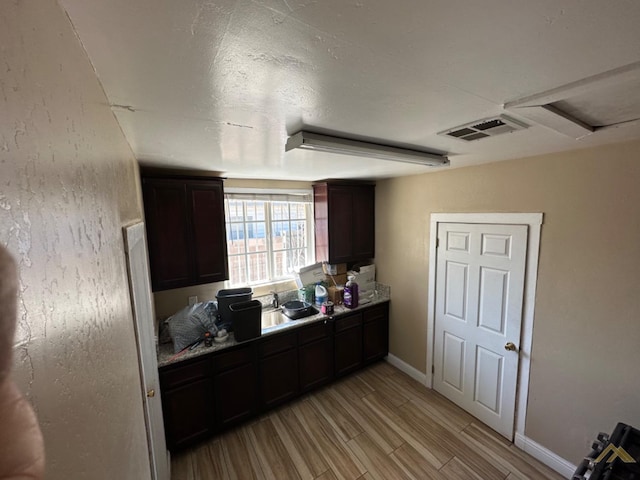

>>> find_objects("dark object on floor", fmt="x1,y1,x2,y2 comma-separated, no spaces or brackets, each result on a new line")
573,422,640,479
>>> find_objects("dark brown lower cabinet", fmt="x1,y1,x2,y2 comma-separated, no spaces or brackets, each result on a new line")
214,364,256,428
298,321,333,392
363,303,389,364
259,348,298,409
259,330,298,410
214,346,257,429
159,301,389,451
161,380,214,450
159,357,214,450
334,312,363,377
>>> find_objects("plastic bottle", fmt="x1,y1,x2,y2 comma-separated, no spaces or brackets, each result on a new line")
314,283,328,307
344,275,359,309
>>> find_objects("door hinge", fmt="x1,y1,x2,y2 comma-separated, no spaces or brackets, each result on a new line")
432,364,435,374
436,237,439,248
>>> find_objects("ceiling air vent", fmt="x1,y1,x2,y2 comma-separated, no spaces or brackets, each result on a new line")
439,115,528,142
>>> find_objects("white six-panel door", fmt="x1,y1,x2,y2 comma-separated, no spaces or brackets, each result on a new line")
433,223,527,439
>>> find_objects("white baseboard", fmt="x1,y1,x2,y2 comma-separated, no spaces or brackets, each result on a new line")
385,354,428,385
514,433,576,479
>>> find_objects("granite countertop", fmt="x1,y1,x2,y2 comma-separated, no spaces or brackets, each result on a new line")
157,284,390,368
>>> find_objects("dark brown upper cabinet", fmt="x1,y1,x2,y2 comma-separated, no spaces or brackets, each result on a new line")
313,182,375,264
142,174,229,291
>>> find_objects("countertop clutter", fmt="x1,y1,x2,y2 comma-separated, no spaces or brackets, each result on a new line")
157,283,390,367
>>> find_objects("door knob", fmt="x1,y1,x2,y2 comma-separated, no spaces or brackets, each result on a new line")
504,342,517,352
146,389,156,398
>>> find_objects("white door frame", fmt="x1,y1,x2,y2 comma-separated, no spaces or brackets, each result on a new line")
426,212,543,438
124,222,170,480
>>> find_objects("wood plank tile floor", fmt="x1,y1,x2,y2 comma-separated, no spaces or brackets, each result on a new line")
171,361,565,480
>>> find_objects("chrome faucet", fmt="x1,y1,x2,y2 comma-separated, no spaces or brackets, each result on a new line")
270,291,279,309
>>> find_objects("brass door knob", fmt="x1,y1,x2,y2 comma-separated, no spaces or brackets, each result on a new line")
146,389,156,398
504,342,517,352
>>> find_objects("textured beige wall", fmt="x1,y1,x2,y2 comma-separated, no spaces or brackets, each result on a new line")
0,1,151,479
154,281,226,319
376,139,640,464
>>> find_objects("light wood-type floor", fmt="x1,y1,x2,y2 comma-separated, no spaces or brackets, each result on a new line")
171,362,564,479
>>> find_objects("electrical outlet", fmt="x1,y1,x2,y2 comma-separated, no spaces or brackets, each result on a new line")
188,296,198,306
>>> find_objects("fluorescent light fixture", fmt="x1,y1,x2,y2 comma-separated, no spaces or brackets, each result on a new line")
285,131,448,166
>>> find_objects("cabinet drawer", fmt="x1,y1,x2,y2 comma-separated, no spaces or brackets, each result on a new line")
363,304,387,324
215,345,254,373
259,331,297,358
335,312,363,333
298,321,331,345
160,358,211,390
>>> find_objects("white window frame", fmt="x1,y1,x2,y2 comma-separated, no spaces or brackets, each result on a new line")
224,188,315,287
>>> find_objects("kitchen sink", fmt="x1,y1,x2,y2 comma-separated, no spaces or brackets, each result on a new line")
261,306,281,314
260,301,319,333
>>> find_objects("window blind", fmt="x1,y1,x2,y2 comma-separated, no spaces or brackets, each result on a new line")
224,188,312,203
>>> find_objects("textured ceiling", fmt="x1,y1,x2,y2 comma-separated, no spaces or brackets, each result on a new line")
60,0,640,180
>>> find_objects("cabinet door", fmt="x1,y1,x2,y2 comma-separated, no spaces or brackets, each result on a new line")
161,378,214,450
214,362,257,429
363,305,389,364
189,180,229,284
351,185,375,260
314,183,375,264
334,313,363,377
335,327,363,377
259,348,299,410
327,186,354,263
143,179,191,291
299,336,333,392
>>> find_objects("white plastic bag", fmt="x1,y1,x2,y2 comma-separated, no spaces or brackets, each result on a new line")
167,301,218,352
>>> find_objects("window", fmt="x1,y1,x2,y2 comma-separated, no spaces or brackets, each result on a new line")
224,189,314,286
